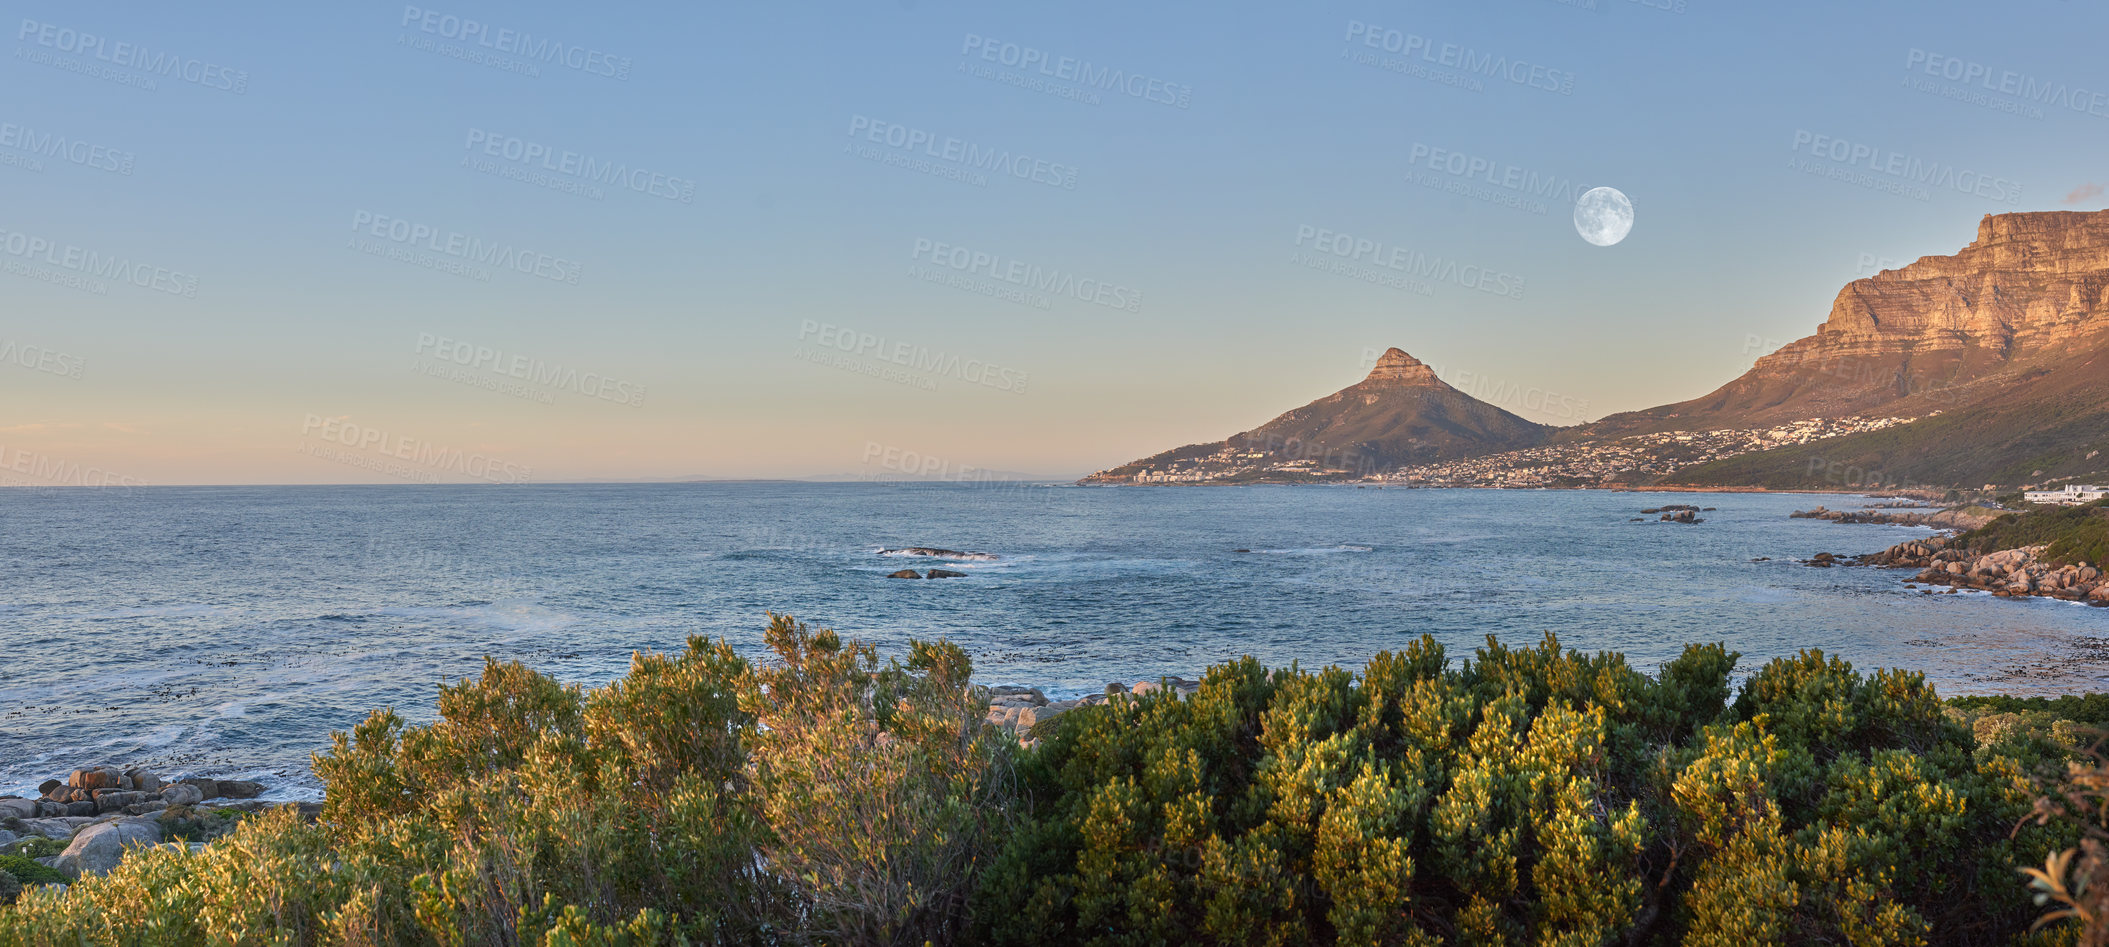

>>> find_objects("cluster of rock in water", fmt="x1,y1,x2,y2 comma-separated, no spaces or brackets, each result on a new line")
982,677,1202,743
1,766,295,889
1823,535,2109,605
1630,504,1713,523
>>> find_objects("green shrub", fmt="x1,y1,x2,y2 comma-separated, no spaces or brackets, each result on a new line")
975,635,2078,946
0,614,1009,947
1952,694,2109,727
3,837,61,859
1962,500,2109,566
0,854,62,887
1,620,2097,946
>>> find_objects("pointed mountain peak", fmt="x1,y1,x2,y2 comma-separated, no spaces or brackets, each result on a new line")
1364,347,1442,386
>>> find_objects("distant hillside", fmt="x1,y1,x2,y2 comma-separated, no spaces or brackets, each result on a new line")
1668,342,2109,490
1081,348,1548,483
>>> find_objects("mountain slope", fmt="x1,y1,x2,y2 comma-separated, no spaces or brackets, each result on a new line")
1667,342,2109,490
1081,348,1549,483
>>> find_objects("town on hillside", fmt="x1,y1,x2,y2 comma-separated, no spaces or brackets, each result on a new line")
1125,415,1924,487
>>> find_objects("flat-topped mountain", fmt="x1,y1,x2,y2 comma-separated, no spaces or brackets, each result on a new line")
1659,211,2109,489
1585,211,2109,439
1080,348,1548,483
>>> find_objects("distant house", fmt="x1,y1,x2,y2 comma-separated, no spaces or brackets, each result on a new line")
2023,484,2109,505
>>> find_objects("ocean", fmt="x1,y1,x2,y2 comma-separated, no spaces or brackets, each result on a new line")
3,482,2103,799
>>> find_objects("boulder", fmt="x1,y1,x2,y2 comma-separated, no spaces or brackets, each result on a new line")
0,797,37,819
53,819,162,879
37,779,62,797
95,791,147,814
124,770,161,794
158,784,205,807
216,781,264,800
886,569,923,579
62,801,96,817
925,568,967,579
177,778,221,800
15,818,80,841
69,769,118,791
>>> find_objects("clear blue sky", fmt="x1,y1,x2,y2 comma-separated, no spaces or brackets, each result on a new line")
4,0,2103,484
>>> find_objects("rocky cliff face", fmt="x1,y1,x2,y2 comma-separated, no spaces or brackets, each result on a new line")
1590,210,2109,436
1777,211,2109,364
1359,347,1444,387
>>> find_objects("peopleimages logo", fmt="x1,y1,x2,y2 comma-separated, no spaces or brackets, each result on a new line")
350,211,582,284
400,6,632,79
1342,21,1575,95
1788,130,2023,204
1292,225,1525,299
0,339,85,379
463,129,696,203
1904,48,2108,120
959,34,1192,109
846,115,1079,190
413,333,646,407
299,414,533,484
0,227,199,297
0,122,135,175
1403,143,1582,215
16,19,248,93
910,238,1143,313
797,320,1030,394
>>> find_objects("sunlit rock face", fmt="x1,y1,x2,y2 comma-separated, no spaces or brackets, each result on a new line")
1590,210,2109,436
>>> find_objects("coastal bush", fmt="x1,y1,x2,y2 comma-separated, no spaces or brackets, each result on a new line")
975,635,2079,946
1952,694,2109,727
1963,500,2109,566
0,857,59,888
0,614,1007,947
0,620,2097,945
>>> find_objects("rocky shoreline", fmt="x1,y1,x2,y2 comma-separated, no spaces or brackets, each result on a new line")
1832,535,2109,605
1791,504,2001,530
2,766,303,889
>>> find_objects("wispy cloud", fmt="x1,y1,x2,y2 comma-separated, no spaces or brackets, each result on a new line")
2064,182,2105,205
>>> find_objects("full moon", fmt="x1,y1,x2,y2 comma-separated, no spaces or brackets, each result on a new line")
1573,186,1634,247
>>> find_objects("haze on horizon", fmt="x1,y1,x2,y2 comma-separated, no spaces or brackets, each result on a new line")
4,0,2105,486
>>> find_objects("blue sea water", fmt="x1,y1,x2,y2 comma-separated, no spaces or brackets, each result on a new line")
3,482,2105,799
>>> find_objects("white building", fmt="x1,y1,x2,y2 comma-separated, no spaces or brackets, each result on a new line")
2023,484,2109,505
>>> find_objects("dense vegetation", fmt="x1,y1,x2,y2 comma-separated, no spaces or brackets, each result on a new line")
1,616,2103,945
1958,499,2109,566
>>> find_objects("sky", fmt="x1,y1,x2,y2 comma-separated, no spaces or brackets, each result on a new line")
2,0,2105,485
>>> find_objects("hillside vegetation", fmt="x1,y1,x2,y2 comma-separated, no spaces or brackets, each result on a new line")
2,616,2104,946
1957,499,2109,566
